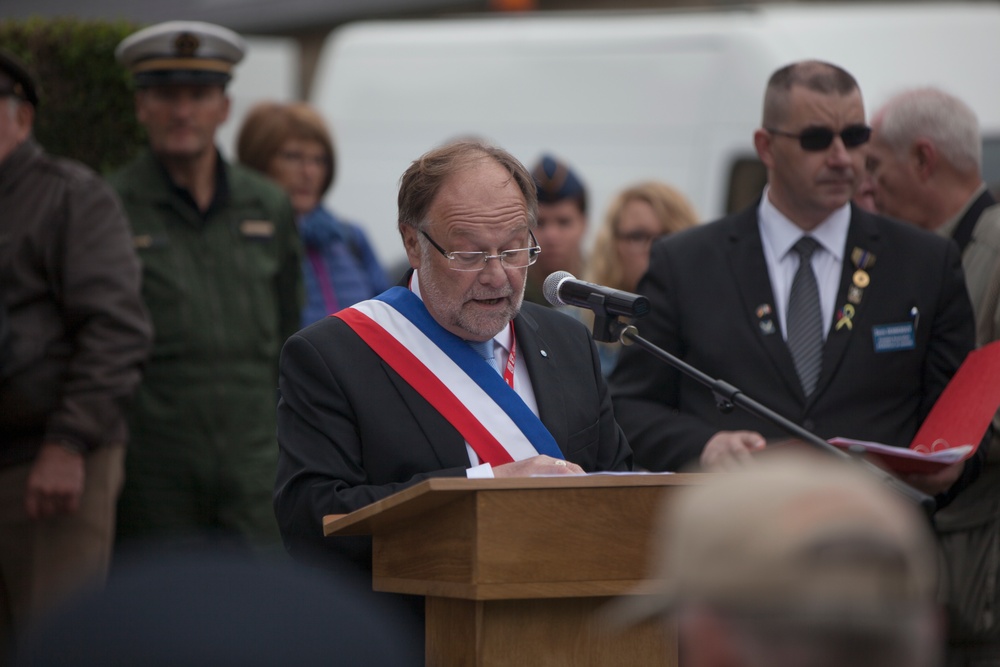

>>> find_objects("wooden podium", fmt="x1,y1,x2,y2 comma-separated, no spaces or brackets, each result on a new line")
323,474,701,666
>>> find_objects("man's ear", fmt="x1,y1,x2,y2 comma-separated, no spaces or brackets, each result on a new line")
754,128,775,169
401,224,422,269
912,139,937,182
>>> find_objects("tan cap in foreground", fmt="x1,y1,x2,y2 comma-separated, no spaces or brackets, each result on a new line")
611,451,937,630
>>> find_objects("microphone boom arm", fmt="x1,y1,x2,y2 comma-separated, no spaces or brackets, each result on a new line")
586,293,622,343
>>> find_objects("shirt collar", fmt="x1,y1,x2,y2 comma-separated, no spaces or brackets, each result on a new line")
758,186,850,262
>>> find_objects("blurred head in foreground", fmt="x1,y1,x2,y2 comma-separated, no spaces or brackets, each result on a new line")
615,452,941,667
16,546,421,666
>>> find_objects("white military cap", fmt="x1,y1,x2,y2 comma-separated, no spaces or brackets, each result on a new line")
116,21,246,87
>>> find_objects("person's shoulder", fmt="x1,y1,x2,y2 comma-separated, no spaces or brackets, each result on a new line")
106,149,159,194
21,142,118,201
226,161,295,220
519,300,591,338
293,309,354,342
973,203,1000,248
227,161,287,201
858,207,953,251
284,311,369,365
665,206,754,247
51,156,114,193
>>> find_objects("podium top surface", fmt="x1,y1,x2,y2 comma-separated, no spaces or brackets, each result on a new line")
324,472,704,537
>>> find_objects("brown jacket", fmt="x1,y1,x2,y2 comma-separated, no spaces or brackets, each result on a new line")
0,139,151,466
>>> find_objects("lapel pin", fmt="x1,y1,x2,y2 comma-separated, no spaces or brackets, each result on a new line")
835,304,855,331
756,303,776,335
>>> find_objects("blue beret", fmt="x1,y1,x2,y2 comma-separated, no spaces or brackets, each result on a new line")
531,154,587,206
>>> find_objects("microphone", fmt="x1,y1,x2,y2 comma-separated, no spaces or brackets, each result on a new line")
542,271,650,318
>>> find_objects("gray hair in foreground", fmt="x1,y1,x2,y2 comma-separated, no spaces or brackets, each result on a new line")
609,450,942,667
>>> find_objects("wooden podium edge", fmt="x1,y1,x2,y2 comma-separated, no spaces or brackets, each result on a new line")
373,575,671,600
323,473,700,537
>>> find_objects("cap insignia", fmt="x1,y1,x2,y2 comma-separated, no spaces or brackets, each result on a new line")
174,33,200,57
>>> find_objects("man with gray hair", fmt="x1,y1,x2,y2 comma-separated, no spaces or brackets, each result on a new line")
613,451,943,667
274,139,631,570
868,87,1000,665
273,139,631,662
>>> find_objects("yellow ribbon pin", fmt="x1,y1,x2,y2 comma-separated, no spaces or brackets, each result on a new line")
835,304,855,331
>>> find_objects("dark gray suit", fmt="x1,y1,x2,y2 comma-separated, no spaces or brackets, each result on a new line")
274,297,631,567
610,203,981,498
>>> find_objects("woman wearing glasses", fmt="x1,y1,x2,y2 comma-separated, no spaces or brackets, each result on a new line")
237,102,389,327
586,181,698,374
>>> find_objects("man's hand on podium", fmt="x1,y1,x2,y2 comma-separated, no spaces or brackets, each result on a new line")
700,430,767,471
494,455,585,477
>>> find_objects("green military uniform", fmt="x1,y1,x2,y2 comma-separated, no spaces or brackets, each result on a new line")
110,148,302,545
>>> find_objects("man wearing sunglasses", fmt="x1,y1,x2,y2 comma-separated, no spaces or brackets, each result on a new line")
611,61,981,504
274,139,631,575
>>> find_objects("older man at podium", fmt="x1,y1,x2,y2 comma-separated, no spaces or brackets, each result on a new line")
274,139,632,572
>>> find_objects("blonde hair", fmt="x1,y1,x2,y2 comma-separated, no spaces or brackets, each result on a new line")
587,181,698,291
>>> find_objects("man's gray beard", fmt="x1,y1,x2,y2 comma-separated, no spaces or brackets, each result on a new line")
419,245,525,339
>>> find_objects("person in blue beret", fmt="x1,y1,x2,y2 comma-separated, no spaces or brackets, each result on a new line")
526,153,589,306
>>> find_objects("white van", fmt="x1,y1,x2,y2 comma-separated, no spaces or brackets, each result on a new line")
311,3,1000,273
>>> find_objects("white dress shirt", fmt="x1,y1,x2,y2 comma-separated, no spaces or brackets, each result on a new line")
757,189,850,341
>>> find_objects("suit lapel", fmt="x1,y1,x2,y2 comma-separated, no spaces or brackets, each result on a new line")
728,208,804,399
513,310,567,451
812,208,882,401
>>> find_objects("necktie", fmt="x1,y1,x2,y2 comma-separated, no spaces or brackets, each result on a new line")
786,237,823,397
468,339,501,375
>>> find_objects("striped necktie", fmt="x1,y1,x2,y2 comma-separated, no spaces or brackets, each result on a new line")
786,236,823,397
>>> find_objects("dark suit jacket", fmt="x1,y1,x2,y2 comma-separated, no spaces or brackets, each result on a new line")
610,203,979,488
274,297,631,567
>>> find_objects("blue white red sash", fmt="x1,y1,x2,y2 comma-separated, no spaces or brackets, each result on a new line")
335,287,564,466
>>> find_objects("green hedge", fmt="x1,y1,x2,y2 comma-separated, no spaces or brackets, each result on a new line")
0,18,145,174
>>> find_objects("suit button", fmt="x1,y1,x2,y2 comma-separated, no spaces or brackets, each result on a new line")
803,419,816,431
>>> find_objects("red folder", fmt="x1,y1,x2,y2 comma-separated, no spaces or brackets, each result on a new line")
829,340,1000,474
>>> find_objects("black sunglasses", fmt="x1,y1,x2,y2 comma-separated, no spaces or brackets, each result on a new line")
765,124,872,152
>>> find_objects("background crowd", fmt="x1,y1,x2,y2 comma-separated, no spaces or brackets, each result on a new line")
1,16,999,667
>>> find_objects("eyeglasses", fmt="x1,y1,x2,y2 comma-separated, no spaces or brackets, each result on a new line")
765,124,872,152
276,150,327,169
615,231,664,248
421,230,541,272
